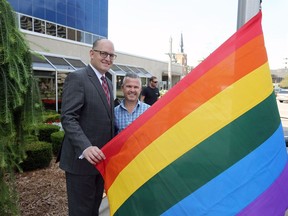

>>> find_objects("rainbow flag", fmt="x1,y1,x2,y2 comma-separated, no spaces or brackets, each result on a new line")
96,11,288,215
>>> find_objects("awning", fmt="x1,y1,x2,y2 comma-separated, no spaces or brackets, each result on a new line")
31,52,86,72
110,64,152,78
32,53,152,78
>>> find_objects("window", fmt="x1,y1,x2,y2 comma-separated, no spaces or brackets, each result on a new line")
16,13,104,45
85,33,92,44
34,19,45,34
46,22,56,36
57,25,66,38
20,15,32,31
67,28,76,40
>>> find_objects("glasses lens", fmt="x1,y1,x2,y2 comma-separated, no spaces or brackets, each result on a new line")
153,81,158,83
99,51,108,58
93,50,117,60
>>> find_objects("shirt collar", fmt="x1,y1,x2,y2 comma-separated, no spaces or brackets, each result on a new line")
120,99,141,110
89,63,105,82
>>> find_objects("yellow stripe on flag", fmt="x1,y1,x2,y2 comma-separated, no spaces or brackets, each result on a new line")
108,63,272,215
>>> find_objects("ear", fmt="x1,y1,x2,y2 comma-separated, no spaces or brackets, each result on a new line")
89,49,94,58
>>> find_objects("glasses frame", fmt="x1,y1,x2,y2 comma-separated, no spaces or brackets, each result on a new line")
93,49,117,60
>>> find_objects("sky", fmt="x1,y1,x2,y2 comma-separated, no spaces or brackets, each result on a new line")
108,0,288,70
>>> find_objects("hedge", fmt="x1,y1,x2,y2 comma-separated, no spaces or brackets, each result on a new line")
20,141,52,171
50,131,65,156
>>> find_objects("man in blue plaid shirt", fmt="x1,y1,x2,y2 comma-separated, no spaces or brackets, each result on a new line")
114,72,150,134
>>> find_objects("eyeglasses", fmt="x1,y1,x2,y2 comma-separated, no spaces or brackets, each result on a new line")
93,49,117,60
153,81,158,83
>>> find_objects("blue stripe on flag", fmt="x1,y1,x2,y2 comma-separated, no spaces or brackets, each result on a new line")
162,124,286,216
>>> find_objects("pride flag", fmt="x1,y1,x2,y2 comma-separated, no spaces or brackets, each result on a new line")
96,11,288,215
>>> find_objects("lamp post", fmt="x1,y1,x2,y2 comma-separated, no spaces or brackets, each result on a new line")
166,37,176,90
237,0,261,30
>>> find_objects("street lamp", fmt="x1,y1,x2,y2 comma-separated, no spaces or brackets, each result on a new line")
166,37,176,90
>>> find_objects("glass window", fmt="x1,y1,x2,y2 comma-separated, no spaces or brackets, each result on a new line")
67,16,76,27
117,65,132,73
46,22,56,36
37,77,56,100
65,58,86,69
57,25,66,38
32,0,45,19
19,0,32,15
20,15,32,31
116,75,124,99
129,66,141,74
92,35,100,43
67,28,76,41
45,9,56,23
84,32,92,44
34,19,45,34
56,12,66,26
110,65,126,75
76,30,84,42
67,4,76,18
32,54,55,71
45,56,74,71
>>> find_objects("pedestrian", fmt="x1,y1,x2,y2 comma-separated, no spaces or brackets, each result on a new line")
58,38,116,216
115,72,150,134
140,76,160,105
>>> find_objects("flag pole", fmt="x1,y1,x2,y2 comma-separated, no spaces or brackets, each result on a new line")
237,0,261,29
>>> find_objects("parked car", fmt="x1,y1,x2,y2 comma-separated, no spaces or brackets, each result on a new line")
276,89,288,103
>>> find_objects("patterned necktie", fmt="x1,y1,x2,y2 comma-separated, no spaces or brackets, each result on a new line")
101,76,110,106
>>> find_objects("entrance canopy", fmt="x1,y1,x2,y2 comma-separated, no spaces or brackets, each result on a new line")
32,52,86,74
110,64,152,78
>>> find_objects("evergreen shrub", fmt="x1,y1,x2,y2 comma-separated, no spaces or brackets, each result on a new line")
50,131,65,156
20,141,52,171
38,124,60,142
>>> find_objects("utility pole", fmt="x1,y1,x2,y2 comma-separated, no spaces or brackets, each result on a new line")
166,37,175,90
237,0,261,29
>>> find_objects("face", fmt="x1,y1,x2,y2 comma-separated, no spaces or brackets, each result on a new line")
89,39,116,74
150,78,158,88
122,77,141,103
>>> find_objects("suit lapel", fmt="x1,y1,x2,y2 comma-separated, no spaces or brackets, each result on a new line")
86,66,112,118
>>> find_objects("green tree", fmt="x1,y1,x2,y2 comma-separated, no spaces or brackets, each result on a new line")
0,0,43,214
279,75,288,89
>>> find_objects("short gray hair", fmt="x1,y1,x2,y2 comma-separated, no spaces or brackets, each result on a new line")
122,72,142,86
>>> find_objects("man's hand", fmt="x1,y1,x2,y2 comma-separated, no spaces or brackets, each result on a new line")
83,146,106,165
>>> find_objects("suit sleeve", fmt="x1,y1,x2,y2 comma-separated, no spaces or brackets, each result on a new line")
61,72,91,156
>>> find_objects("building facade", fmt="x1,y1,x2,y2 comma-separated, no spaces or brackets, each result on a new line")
7,0,186,111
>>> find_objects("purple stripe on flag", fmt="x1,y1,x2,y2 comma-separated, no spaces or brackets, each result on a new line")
237,160,288,216
161,125,287,216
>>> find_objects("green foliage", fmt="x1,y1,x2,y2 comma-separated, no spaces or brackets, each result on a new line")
279,75,288,89
0,0,43,214
20,141,52,171
38,123,60,142
42,111,60,123
0,172,19,216
51,130,65,156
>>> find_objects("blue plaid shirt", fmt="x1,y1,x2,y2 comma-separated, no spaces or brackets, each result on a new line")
114,99,150,134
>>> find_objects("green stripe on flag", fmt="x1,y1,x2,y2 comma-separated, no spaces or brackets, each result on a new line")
115,93,280,216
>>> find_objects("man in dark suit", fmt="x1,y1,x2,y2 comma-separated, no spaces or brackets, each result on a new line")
59,38,116,215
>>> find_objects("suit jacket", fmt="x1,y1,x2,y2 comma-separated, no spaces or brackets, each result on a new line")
59,65,114,175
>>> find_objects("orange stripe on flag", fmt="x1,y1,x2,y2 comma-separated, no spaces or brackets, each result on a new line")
102,34,267,190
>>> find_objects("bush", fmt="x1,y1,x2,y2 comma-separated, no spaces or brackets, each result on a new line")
38,123,60,142
23,134,38,144
20,141,52,171
42,110,60,123
50,131,65,156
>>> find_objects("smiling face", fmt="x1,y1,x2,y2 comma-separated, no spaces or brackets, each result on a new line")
122,77,142,103
89,39,115,74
